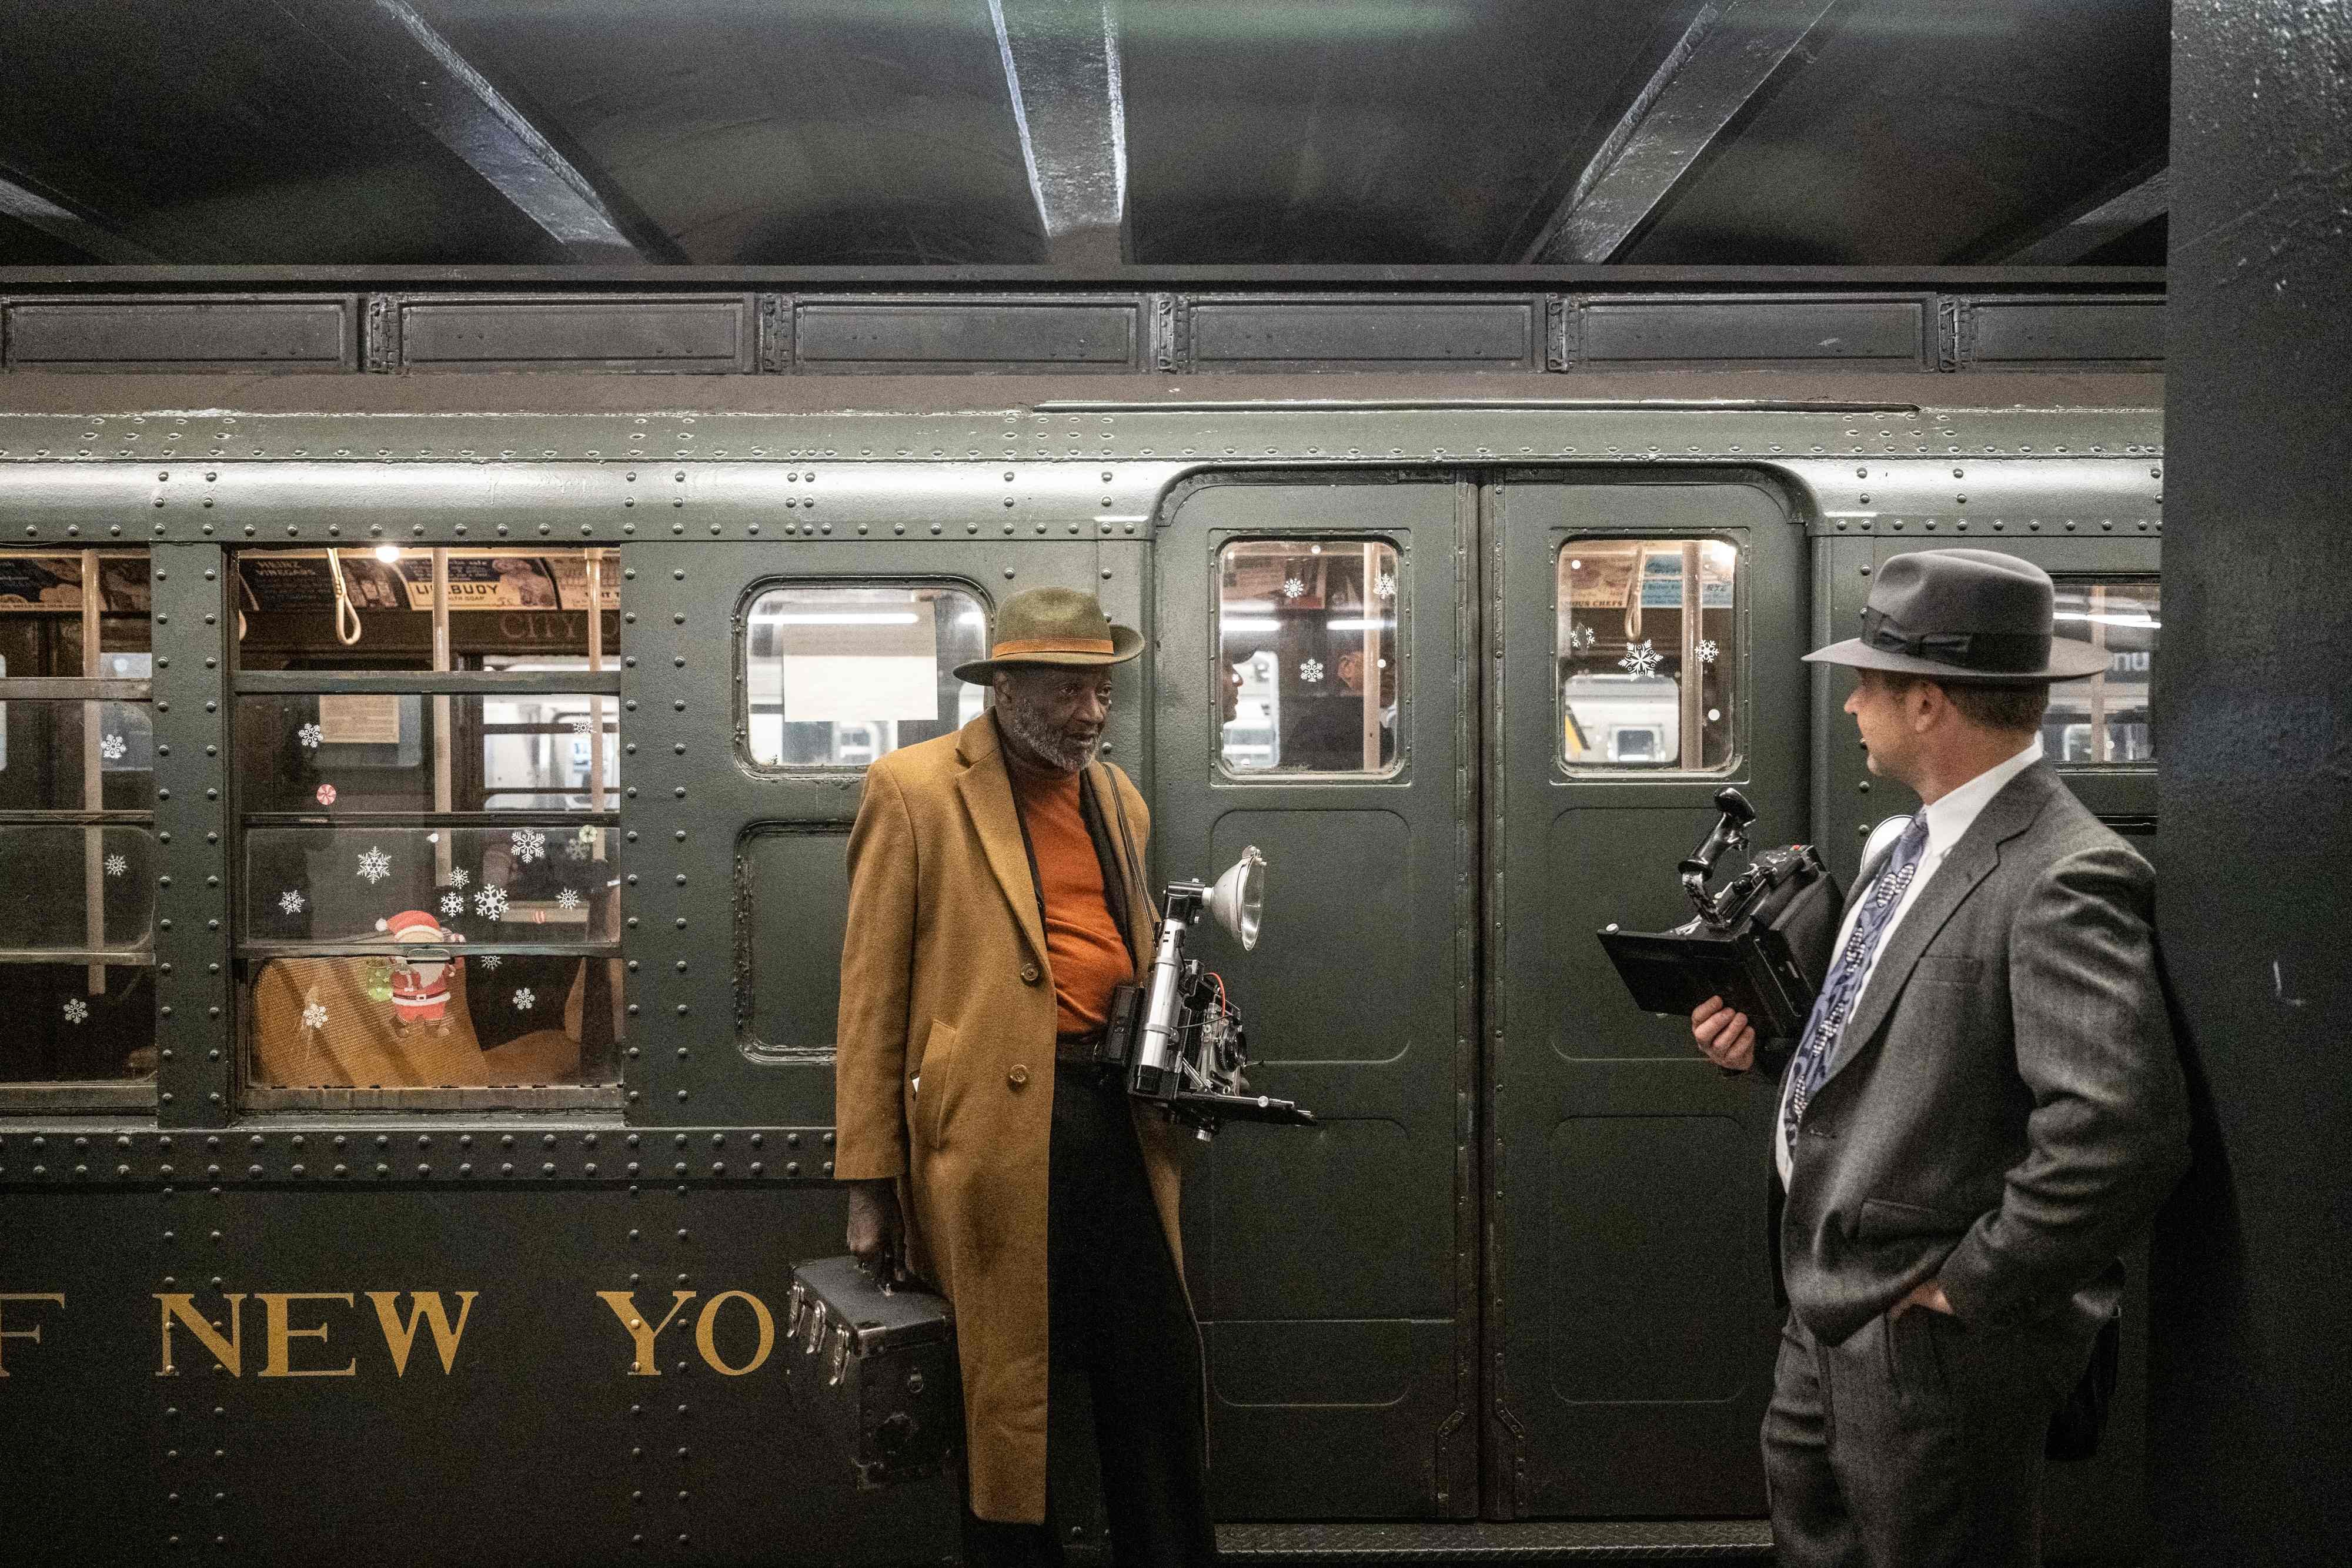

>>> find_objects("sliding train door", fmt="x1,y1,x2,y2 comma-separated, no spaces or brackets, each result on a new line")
1484,475,1810,1517
1151,474,1479,1519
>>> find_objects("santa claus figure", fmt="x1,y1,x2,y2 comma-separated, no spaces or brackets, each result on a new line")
375,908,465,1032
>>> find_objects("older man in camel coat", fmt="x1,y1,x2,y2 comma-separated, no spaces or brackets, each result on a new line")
834,587,1211,1566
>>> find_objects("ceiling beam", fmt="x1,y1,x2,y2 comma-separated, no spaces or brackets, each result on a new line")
1523,0,1838,264
988,0,1129,269
268,0,654,263
0,171,166,265
1983,162,2169,265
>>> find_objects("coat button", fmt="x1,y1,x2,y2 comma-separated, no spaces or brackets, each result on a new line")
1006,1065,1030,1090
1019,962,1041,985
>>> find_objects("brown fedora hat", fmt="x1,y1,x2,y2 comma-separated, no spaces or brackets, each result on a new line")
952,586,1144,683
1803,548,2110,684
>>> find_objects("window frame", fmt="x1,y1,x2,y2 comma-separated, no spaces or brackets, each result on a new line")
1555,531,1747,781
226,547,625,1116
0,547,159,1114
1210,533,1407,783
731,576,994,778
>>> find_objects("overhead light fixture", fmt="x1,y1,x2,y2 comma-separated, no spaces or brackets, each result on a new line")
373,545,402,564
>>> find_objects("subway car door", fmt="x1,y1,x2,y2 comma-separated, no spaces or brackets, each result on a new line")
1814,530,2163,1560
1485,475,1810,1517
1151,474,1479,1519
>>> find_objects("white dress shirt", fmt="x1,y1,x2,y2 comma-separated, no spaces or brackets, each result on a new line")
1775,737,2045,1187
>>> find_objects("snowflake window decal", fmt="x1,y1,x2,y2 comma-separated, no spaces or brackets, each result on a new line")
356,846,393,884
512,988,536,1012
1299,658,1324,684
1697,639,1720,666
1569,624,1596,653
301,1001,329,1031
98,733,126,763
480,954,502,972
473,885,509,921
511,827,547,865
556,888,582,911
103,852,128,878
298,722,323,750
443,867,469,889
62,997,89,1025
1374,571,1396,601
1281,577,1305,600
439,892,465,919
1618,640,1663,678
564,829,595,861
279,889,306,916
564,713,594,734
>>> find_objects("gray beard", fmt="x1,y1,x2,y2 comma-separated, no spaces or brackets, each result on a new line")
999,690,1098,774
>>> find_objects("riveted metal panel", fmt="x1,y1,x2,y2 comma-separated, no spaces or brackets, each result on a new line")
381,294,759,374
1184,296,1541,373
623,536,1097,1129
1568,295,1933,370
792,295,1144,372
152,543,234,1128
1957,295,2166,369
1,296,359,373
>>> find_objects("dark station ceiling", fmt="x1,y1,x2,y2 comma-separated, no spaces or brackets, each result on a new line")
0,0,2170,273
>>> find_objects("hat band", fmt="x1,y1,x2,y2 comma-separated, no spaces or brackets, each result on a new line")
1860,607,2052,674
990,635,1115,659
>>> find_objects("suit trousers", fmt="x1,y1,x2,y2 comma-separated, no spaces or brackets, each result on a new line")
961,1062,1215,1568
1763,1306,2093,1568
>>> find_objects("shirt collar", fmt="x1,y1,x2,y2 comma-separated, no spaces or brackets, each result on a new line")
1919,736,2043,860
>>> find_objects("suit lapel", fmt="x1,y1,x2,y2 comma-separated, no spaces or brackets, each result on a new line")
953,715,1048,966
1822,765,2061,1079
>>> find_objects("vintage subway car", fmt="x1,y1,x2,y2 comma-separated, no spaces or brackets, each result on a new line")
0,286,2163,1564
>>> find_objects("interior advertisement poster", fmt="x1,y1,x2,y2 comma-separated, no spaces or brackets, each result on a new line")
0,557,153,613
238,554,609,613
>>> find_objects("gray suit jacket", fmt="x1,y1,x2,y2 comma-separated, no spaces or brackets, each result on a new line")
1773,762,2191,1347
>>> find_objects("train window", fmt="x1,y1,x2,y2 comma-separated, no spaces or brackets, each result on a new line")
1217,539,1400,775
232,547,622,1109
1558,539,1739,772
0,550,157,1099
2044,580,2159,764
742,584,988,769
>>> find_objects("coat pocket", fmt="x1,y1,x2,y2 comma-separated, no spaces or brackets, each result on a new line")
915,1018,962,1147
1857,1196,1979,1243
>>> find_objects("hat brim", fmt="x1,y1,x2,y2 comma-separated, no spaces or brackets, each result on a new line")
1802,636,2110,684
953,623,1145,684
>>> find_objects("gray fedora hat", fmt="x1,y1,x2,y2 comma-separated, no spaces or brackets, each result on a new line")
952,585,1144,683
1803,548,2109,684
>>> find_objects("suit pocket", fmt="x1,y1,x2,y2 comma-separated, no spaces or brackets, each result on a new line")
1858,1196,1978,1243
1910,954,1986,987
1884,1308,1956,1427
916,1018,961,1146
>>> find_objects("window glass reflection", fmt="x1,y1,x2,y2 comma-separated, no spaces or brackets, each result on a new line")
743,585,988,768
1217,540,1400,775
1559,540,1739,771
2046,580,2158,764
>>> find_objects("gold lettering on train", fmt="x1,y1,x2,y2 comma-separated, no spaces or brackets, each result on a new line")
0,1293,66,1375
258,1293,359,1379
596,1289,697,1376
693,1290,776,1377
156,1293,247,1378
365,1291,477,1376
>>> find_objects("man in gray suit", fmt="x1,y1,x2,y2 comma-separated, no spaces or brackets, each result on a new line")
1690,549,2190,1567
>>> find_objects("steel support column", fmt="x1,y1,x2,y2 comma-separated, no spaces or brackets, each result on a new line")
987,0,1130,269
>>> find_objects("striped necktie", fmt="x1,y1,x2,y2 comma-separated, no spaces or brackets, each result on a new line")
1782,813,1932,1154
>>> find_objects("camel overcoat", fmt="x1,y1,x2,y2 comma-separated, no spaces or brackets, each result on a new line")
833,711,1188,1524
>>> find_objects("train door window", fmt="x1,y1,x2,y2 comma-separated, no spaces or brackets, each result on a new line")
1216,539,1400,776
232,547,623,1109
741,584,988,770
0,551,157,1102
2044,580,2158,764
1559,539,1739,772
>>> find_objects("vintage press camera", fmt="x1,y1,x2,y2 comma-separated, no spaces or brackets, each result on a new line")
1596,788,1845,1040
1101,845,1315,1140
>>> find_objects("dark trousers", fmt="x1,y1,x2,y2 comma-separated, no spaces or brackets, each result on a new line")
1763,1306,2093,1568
961,1062,1215,1568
